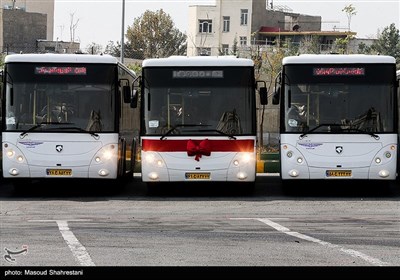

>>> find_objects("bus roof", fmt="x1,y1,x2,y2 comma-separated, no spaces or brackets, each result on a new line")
142,56,254,67
283,54,396,65
4,53,119,64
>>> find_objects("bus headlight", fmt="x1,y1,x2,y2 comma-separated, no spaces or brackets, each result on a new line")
288,169,299,177
4,146,26,164
9,168,19,176
93,144,117,164
98,169,110,176
378,170,390,178
375,157,382,164
232,153,254,167
144,152,164,167
148,172,159,180
237,171,248,180
6,149,15,158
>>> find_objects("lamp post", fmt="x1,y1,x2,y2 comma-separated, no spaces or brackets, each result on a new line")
120,0,125,63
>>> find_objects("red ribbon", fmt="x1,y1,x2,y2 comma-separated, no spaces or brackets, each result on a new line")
187,139,211,161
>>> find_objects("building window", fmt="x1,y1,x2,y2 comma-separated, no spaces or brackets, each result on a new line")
223,16,230,32
240,9,248,25
199,20,212,33
197,47,211,56
221,44,229,55
45,46,55,52
240,36,247,46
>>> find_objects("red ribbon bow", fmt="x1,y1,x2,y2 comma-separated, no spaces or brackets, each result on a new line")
187,139,211,161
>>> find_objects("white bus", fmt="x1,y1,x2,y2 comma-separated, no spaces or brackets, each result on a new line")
272,54,398,183
139,56,267,188
0,53,139,186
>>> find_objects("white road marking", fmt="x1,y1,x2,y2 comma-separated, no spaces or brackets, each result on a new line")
29,219,95,266
231,218,391,266
56,220,95,266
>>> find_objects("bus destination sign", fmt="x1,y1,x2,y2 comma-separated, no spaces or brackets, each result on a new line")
313,67,365,76
35,66,87,75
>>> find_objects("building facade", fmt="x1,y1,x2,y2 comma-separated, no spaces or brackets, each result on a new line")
1,0,54,41
0,1,80,54
187,0,356,56
0,8,47,53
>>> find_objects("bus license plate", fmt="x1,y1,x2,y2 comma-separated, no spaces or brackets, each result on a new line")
46,169,72,176
326,170,352,177
185,173,210,180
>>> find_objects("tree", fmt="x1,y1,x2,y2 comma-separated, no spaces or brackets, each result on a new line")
342,4,357,32
69,12,80,42
125,9,187,59
334,36,351,54
370,23,400,67
104,40,121,57
85,42,103,54
298,35,321,54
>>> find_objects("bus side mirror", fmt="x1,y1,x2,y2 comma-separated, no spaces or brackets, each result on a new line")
259,87,268,105
123,85,131,103
130,89,138,108
272,87,280,105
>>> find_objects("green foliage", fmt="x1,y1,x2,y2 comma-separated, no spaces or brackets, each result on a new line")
342,4,357,31
104,41,121,57
335,36,351,54
370,23,400,67
125,9,187,59
126,62,142,75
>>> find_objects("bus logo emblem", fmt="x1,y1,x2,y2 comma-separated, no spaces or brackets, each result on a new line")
56,145,63,152
335,146,343,154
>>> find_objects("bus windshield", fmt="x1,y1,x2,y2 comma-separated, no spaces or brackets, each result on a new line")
283,65,396,134
142,67,256,136
4,63,117,132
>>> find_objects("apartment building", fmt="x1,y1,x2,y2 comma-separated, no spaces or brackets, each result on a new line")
0,0,65,53
187,0,354,56
1,0,54,40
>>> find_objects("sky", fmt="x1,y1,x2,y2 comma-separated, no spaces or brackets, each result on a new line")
53,0,400,49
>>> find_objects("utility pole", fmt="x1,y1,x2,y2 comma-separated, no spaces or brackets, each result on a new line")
120,0,125,63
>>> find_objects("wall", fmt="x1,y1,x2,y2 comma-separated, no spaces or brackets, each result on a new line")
1,0,54,40
2,9,47,53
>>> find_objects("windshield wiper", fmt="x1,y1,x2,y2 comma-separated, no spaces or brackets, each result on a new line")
299,123,379,140
339,127,380,140
56,126,99,138
19,122,61,138
160,124,210,140
20,123,99,139
196,129,237,140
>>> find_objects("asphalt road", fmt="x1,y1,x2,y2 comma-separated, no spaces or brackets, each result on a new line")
0,175,399,278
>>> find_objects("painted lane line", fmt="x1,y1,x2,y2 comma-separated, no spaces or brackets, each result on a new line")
56,220,95,266
231,218,391,266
